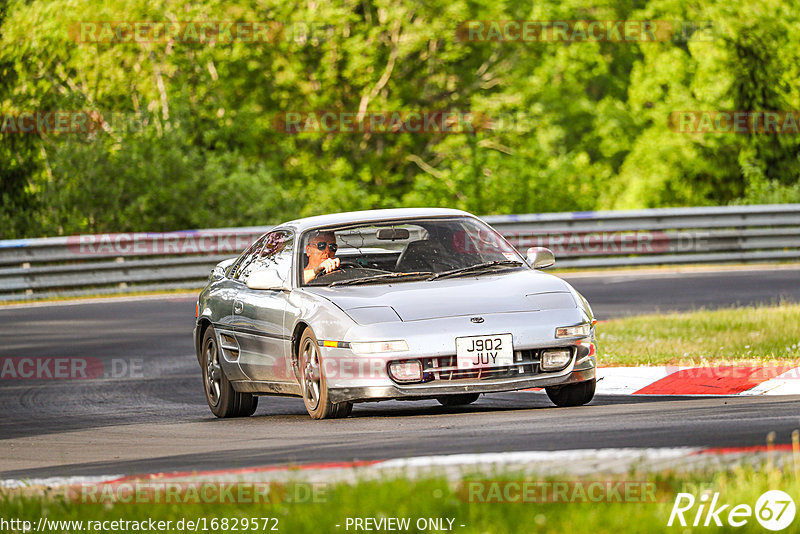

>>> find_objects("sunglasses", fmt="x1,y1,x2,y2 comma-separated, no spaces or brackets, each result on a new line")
313,242,338,253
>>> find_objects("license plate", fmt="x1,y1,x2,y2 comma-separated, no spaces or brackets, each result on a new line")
456,333,513,370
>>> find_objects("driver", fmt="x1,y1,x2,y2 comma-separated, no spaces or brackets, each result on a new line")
304,231,340,283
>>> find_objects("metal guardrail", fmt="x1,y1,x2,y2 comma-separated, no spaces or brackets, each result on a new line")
1,204,799,301
484,204,800,268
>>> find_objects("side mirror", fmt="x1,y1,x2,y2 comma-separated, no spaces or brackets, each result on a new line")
210,258,236,281
246,269,288,291
526,247,555,269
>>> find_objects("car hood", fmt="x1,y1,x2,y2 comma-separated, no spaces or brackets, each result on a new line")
304,270,578,322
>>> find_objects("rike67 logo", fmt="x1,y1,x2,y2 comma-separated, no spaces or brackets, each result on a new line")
668,490,796,531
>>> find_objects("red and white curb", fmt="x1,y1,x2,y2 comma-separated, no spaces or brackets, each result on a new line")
595,366,800,396
3,445,797,490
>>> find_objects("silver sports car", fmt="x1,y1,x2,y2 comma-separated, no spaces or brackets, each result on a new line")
194,208,597,419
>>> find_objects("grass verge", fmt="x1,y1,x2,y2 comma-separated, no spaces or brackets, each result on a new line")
2,462,798,533
598,303,800,366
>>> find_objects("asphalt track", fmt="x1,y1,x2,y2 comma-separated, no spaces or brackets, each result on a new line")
2,267,800,480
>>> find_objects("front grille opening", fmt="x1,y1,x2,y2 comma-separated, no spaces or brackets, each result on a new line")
418,349,558,383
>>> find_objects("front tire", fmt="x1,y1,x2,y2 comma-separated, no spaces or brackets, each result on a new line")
545,378,596,407
202,326,258,418
298,327,352,419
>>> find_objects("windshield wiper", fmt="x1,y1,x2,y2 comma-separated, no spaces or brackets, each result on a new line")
328,271,434,287
426,260,524,281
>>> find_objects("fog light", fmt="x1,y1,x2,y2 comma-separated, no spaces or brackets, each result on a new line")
388,360,422,383
540,349,572,371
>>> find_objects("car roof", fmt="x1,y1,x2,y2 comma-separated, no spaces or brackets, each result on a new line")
278,208,476,233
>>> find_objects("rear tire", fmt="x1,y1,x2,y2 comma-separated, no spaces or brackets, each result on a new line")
545,378,596,407
436,393,480,407
202,326,258,418
298,327,352,419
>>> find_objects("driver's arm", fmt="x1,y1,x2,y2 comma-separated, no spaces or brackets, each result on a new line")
304,258,340,283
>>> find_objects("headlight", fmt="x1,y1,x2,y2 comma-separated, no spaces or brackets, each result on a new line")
540,348,572,371
349,340,409,355
555,323,591,338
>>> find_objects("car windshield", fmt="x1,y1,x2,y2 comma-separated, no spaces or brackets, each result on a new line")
301,217,527,287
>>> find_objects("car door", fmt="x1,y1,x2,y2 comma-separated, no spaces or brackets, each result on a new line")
209,235,268,383
231,230,295,383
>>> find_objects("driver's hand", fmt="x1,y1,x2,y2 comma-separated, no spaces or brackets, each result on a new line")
316,257,340,275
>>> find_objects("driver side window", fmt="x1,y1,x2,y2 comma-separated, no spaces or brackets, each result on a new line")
230,235,267,281
234,230,294,284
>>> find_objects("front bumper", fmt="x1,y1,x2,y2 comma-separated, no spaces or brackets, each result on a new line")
327,356,596,403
